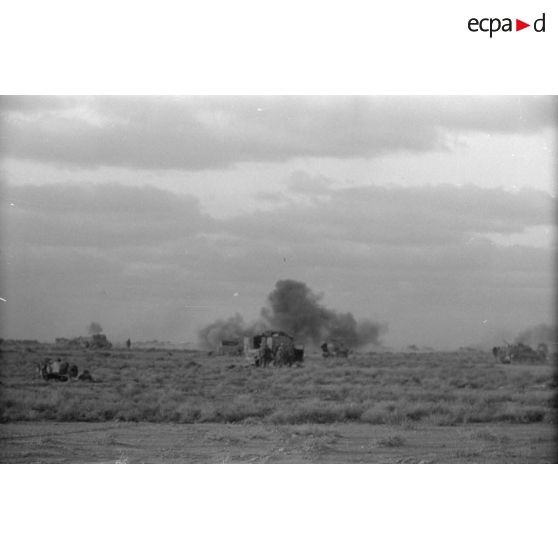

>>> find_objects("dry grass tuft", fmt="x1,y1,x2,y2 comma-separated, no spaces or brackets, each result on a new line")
1,345,554,427
376,435,406,447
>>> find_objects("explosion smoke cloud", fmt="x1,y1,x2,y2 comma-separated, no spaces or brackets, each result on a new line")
198,313,261,349
515,323,556,347
262,280,386,348
198,279,387,349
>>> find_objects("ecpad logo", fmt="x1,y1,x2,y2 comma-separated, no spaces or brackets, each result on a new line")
468,13,546,37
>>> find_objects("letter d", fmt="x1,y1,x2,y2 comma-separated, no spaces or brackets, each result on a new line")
534,13,545,32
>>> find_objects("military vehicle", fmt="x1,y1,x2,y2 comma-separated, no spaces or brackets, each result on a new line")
55,333,112,349
321,340,349,358
492,342,547,364
37,358,93,381
217,339,243,356
244,330,304,367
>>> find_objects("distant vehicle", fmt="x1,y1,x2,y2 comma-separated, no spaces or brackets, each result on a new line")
36,358,94,381
90,334,112,349
218,339,243,356
37,359,69,381
55,334,112,349
244,330,304,367
321,340,349,358
492,342,547,364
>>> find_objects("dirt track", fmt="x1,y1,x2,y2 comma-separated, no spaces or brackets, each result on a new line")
1,421,555,463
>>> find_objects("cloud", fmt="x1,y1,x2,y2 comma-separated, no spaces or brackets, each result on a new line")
1,179,554,346
226,178,555,247
286,171,334,196
3,180,552,280
2,183,212,248
1,96,555,171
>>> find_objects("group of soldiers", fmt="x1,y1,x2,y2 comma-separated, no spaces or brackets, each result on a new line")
256,341,297,367
37,357,94,382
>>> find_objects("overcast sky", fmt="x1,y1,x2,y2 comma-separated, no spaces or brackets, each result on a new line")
0,96,555,348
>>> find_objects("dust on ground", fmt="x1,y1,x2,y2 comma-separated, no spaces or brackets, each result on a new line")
0,421,554,463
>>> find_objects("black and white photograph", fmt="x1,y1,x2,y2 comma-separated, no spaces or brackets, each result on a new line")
2,3,558,558
1,95,555,464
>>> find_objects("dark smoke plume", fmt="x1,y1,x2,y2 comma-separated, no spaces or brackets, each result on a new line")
198,313,263,349
198,280,387,349
515,323,556,347
261,279,386,348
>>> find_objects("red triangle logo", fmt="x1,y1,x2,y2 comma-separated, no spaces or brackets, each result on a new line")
516,19,530,31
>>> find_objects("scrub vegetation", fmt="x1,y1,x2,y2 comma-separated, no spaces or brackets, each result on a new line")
1,344,555,427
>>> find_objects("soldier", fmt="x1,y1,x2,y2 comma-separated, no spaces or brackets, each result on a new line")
126,338,131,350
537,343,548,362
283,342,295,365
259,343,273,367
274,344,285,366
274,343,295,367
51,358,62,374
59,360,69,377
37,358,51,379
78,369,94,382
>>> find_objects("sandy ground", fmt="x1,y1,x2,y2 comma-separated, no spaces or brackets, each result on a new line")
0,421,555,463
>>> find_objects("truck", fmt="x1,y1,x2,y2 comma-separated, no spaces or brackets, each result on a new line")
492,342,547,364
244,330,304,367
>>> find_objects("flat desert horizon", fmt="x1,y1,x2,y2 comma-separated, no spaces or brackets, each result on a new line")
1,96,556,463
